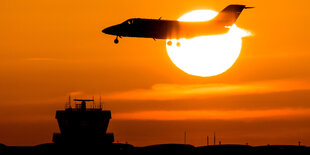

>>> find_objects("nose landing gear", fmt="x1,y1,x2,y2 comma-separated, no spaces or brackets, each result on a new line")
114,36,119,44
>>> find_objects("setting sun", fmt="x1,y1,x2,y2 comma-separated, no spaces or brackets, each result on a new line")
166,10,251,77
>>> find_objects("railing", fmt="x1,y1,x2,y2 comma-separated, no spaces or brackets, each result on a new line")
65,105,103,111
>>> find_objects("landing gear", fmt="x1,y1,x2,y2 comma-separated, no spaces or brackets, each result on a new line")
114,36,119,44
167,40,172,46
167,40,181,47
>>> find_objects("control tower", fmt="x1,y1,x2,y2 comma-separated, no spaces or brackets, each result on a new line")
53,97,114,144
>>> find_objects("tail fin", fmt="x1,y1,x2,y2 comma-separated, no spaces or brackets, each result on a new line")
214,5,251,26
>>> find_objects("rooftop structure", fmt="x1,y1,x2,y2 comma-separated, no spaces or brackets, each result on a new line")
52,97,114,145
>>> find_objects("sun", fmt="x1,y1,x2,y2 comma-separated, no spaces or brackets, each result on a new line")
166,10,250,77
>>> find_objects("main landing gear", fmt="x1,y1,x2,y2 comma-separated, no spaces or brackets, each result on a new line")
167,40,181,47
167,40,172,46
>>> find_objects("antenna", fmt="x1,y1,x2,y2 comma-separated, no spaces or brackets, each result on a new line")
92,96,95,109
74,98,76,108
100,95,102,109
207,136,209,146
69,96,71,108
184,131,187,144
214,132,216,145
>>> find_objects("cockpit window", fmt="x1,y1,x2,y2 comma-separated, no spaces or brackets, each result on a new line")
123,19,134,25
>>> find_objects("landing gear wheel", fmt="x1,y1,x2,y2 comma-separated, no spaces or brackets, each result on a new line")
176,42,181,47
167,40,172,46
114,38,119,44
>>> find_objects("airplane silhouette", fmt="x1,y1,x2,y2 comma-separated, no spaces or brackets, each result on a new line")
102,5,253,46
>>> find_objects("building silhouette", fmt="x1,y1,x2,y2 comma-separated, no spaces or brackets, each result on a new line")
52,98,114,144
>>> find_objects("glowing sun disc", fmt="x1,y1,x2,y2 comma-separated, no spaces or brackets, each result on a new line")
166,10,250,77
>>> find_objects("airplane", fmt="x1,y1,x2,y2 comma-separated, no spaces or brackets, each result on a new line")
102,4,253,46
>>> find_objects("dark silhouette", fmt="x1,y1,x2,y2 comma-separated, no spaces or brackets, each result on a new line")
1,97,310,153
102,4,253,45
1,143,310,153
53,98,114,144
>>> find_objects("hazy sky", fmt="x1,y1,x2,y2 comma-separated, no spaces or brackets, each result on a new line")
1,0,310,146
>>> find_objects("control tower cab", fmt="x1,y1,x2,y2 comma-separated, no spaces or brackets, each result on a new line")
53,98,114,144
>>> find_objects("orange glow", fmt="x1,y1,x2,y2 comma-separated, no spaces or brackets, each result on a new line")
1,0,310,146
104,79,310,100
113,109,310,120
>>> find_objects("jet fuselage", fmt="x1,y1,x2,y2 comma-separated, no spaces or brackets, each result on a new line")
102,5,252,44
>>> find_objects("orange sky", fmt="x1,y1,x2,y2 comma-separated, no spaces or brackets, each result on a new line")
1,0,310,146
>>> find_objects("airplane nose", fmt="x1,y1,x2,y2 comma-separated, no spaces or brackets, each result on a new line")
102,25,119,35
102,27,111,34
